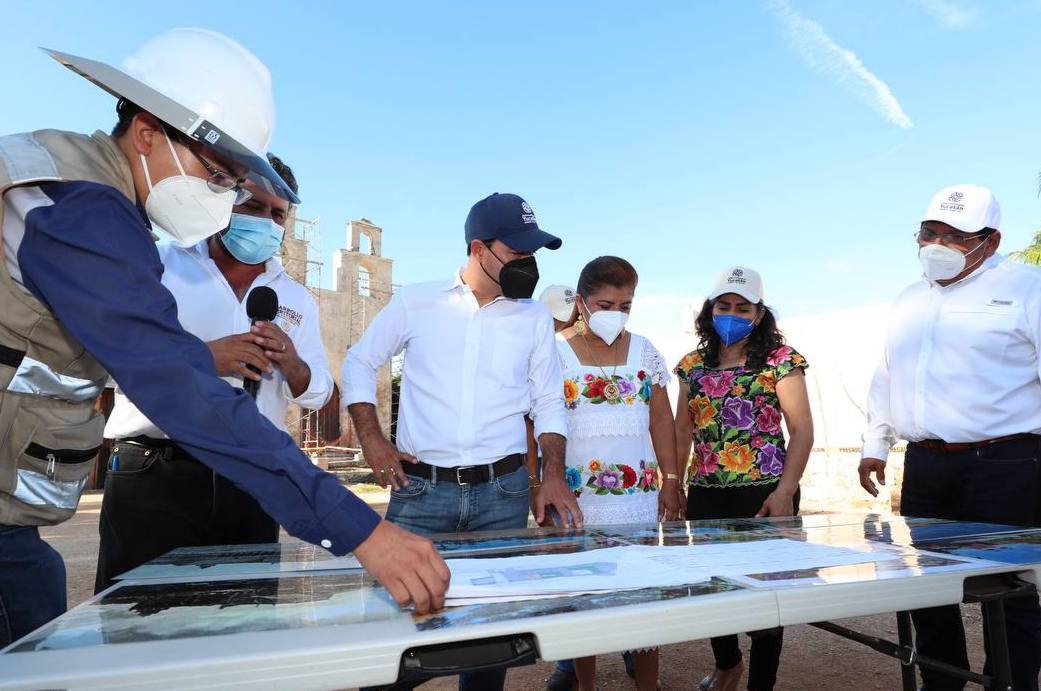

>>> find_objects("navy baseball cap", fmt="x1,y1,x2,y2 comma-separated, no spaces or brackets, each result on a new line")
464,193,562,252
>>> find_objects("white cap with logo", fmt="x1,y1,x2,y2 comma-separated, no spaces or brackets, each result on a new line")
708,266,764,304
922,184,1001,234
538,284,576,322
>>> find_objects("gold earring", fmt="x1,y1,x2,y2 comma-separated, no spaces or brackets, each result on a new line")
573,315,587,335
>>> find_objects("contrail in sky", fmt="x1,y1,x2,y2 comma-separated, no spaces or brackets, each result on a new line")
767,0,914,130
912,0,977,30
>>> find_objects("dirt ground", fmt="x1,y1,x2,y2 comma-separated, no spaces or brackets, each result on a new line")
44,492,999,691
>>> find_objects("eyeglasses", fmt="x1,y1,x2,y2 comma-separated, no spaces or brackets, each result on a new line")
915,227,992,247
187,147,252,205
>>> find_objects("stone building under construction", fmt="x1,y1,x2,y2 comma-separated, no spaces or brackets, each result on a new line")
279,215,395,449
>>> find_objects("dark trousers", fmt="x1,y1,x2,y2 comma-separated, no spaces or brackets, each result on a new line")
687,482,800,691
901,437,1041,691
0,526,66,648
94,440,279,593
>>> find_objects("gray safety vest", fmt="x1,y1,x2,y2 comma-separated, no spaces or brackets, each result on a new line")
0,129,135,526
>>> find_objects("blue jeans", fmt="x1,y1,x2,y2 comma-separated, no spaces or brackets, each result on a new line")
0,526,66,648
385,464,530,691
386,464,531,536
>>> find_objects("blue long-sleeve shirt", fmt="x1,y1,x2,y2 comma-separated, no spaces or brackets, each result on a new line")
17,180,379,554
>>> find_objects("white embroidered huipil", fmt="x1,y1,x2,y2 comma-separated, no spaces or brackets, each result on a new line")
558,332,670,525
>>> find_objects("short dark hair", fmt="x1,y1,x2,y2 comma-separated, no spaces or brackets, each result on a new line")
267,153,298,195
110,99,190,146
466,239,494,257
576,256,639,298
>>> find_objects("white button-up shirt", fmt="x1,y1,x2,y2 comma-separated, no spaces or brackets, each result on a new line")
105,240,334,438
342,271,568,468
862,254,1041,459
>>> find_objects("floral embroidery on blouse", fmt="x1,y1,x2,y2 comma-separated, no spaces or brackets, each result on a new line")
564,370,653,409
674,347,808,488
569,459,659,497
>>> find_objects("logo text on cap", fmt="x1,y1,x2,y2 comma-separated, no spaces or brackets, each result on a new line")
520,201,537,224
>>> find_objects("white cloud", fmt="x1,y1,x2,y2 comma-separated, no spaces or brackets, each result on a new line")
767,0,914,130
912,0,978,29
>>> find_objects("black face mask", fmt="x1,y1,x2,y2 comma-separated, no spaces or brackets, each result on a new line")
482,249,540,299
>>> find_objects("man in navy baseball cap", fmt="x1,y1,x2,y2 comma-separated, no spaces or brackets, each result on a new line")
465,192,562,252
344,190,581,691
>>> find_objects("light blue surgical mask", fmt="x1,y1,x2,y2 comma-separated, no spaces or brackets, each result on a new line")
220,213,284,265
712,315,755,346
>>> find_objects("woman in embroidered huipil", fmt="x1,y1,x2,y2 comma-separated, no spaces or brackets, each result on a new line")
558,256,684,691
674,266,813,691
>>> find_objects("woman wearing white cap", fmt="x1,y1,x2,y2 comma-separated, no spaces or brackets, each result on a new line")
674,266,814,691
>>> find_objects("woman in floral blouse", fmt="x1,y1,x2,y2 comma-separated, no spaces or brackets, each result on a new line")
674,266,813,691
558,255,684,691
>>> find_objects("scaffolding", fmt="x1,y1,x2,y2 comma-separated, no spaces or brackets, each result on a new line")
286,214,332,451
292,214,324,294
288,216,400,455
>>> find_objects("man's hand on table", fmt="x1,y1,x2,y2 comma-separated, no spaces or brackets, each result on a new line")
353,520,450,614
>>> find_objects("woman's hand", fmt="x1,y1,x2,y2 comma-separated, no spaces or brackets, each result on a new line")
659,479,686,521
755,486,796,517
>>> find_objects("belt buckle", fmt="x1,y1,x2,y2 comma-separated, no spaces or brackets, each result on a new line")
455,465,475,485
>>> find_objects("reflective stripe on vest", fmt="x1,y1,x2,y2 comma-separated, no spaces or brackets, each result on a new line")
12,469,85,510
0,344,105,403
0,132,60,185
7,355,107,402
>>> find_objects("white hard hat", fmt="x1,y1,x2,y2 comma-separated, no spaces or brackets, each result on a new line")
43,28,299,204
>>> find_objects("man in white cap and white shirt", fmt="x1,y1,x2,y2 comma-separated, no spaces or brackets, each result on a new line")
0,29,446,647
859,184,1041,690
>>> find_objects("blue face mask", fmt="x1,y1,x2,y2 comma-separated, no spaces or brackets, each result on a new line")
220,213,285,265
712,315,755,346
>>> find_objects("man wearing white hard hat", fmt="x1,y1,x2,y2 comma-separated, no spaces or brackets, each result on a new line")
859,184,1041,690
0,28,447,647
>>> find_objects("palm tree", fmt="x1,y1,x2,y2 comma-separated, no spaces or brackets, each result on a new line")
1016,176,1041,265
1008,227,1041,265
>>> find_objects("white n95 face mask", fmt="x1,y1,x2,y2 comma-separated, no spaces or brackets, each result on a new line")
919,242,986,283
141,132,235,247
587,308,629,346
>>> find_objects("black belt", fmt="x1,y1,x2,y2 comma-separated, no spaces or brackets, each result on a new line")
113,436,183,458
411,454,524,485
909,433,1039,454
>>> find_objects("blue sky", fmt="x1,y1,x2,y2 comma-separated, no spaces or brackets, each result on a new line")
4,0,1041,323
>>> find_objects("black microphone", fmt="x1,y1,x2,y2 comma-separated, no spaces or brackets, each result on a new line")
244,286,279,399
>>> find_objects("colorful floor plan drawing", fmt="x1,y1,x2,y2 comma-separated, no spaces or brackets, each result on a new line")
469,561,617,586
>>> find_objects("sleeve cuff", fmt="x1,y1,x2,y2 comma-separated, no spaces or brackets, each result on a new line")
297,493,382,556
341,388,378,406
861,440,892,461
533,417,568,440
286,371,333,409
341,353,379,406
